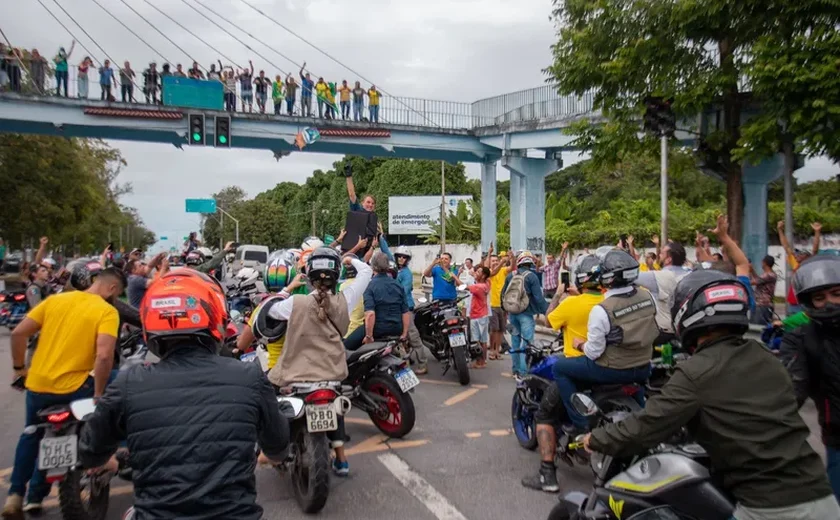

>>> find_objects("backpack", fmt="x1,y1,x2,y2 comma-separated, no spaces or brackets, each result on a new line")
502,271,532,314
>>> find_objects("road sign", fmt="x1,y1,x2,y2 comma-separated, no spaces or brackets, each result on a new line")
185,198,217,213
159,236,168,240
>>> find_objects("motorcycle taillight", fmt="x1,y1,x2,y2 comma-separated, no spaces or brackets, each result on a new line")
13,294,25,302
445,318,460,325
305,389,337,405
47,411,71,424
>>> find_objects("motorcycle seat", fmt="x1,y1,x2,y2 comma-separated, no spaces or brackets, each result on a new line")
584,382,641,394
346,343,386,363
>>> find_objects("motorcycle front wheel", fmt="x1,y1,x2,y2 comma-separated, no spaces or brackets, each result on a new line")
58,469,110,520
290,426,331,514
511,392,537,450
546,501,574,520
451,346,470,386
363,375,416,439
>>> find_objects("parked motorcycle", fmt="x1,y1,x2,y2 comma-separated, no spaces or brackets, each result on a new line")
34,399,114,520
547,393,733,520
414,293,482,385
0,289,28,330
343,339,418,438
274,383,352,514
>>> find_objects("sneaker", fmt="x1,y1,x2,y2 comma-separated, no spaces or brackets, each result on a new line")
521,465,560,493
21,502,42,515
1,494,24,520
414,365,428,375
332,459,350,477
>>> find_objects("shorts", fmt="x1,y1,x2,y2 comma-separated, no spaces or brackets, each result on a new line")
490,307,507,332
470,316,489,343
534,381,567,425
256,91,267,104
242,91,253,102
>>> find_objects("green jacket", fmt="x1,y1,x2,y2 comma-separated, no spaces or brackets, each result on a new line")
589,336,830,509
196,250,226,276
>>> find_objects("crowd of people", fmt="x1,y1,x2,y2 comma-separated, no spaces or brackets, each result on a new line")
0,41,385,122
3,166,840,519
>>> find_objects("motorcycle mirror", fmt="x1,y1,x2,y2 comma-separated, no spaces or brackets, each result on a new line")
456,284,467,291
570,393,599,418
417,297,428,303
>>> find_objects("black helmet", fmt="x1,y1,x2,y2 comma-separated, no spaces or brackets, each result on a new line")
341,253,359,279
69,260,103,291
671,270,750,349
185,251,203,266
793,255,840,327
599,249,639,288
574,254,601,290
251,295,288,343
307,247,341,292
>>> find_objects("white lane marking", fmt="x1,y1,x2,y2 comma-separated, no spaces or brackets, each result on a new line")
377,452,469,520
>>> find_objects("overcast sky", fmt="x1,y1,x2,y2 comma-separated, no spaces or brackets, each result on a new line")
5,0,837,251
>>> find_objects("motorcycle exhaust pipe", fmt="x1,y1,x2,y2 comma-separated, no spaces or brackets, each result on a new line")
335,395,352,416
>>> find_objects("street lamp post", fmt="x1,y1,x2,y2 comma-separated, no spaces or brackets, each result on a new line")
218,207,239,243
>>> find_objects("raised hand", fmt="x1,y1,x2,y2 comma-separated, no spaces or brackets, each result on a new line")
709,214,728,237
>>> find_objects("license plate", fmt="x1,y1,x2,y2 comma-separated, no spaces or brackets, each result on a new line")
240,351,257,363
38,435,78,470
449,332,466,347
305,404,337,432
395,368,420,392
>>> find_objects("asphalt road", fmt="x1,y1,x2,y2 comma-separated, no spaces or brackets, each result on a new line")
0,329,824,520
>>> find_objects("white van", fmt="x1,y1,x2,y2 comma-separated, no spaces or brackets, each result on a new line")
231,245,270,275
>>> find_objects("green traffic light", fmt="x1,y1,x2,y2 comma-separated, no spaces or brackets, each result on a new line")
219,135,227,144
192,132,201,142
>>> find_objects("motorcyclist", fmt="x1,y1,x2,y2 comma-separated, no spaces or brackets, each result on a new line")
780,254,840,500
3,264,125,519
552,249,656,433
78,269,290,520
358,252,409,348
522,255,604,492
394,246,428,374
24,264,50,308
583,269,839,520
184,241,236,275
253,248,372,477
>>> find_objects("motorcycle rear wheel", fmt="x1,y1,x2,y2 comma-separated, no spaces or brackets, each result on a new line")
290,427,331,514
452,346,470,386
363,375,416,439
58,470,110,520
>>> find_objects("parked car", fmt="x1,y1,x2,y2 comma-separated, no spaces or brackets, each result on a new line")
231,245,270,275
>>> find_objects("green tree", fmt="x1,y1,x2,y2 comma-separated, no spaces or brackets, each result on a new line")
546,0,840,242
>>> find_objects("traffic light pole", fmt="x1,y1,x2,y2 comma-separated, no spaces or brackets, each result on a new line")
660,134,668,246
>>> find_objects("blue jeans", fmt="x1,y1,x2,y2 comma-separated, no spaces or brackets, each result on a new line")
317,98,325,118
301,94,312,116
286,96,294,115
369,105,379,123
341,101,350,119
553,356,651,429
508,313,535,375
827,446,840,503
10,377,96,498
353,100,363,121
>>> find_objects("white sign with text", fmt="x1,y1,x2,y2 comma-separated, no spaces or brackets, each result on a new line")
388,196,474,234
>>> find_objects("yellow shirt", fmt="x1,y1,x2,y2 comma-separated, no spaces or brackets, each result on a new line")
340,277,365,337
248,314,284,369
489,267,510,308
26,291,119,394
368,89,380,105
788,253,800,271
339,86,351,102
639,261,661,272
547,292,604,358
315,82,328,100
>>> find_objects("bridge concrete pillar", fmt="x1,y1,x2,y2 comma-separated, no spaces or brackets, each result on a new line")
503,156,561,255
480,159,497,254
741,154,784,269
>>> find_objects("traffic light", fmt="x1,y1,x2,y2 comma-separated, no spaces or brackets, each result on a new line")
214,115,231,147
643,96,676,138
188,114,205,145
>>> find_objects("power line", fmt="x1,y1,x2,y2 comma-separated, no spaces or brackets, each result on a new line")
34,0,102,68
87,0,171,64
117,0,201,68
178,0,288,77
237,0,440,128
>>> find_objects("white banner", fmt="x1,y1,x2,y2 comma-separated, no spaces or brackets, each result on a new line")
388,195,474,234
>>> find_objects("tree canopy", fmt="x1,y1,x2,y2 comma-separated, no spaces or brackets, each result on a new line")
0,134,155,254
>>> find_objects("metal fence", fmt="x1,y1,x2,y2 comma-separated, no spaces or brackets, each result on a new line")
7,65,599,130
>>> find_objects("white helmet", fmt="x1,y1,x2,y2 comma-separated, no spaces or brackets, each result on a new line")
236,267,260,285
284,248,302,266
196,246,214,260
394,246,412,260
301,236,324,250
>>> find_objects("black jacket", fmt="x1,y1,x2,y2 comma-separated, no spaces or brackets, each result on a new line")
590,336,831,509
79,347,289,520
781,321,840,447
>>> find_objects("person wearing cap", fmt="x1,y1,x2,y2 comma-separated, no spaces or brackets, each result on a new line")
580,269,839,519
501,251,549,375
780,254,840,501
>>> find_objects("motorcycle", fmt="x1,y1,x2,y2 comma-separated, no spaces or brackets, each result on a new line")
274,383,352,514
547,393,733,520
34,398,115,520
343,339,418,438
225,267,265,318
414,292,482,385
510,335,564,450
0,289,28,330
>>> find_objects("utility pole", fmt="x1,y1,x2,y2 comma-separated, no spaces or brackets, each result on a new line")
783,137,795,314
217,207,239,243
644,96,675,246
311,202,317,237
660,135,668,246
219,209,224,250
440,160,446,254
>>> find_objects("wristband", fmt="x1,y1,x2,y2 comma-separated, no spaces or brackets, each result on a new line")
13,365,25,371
